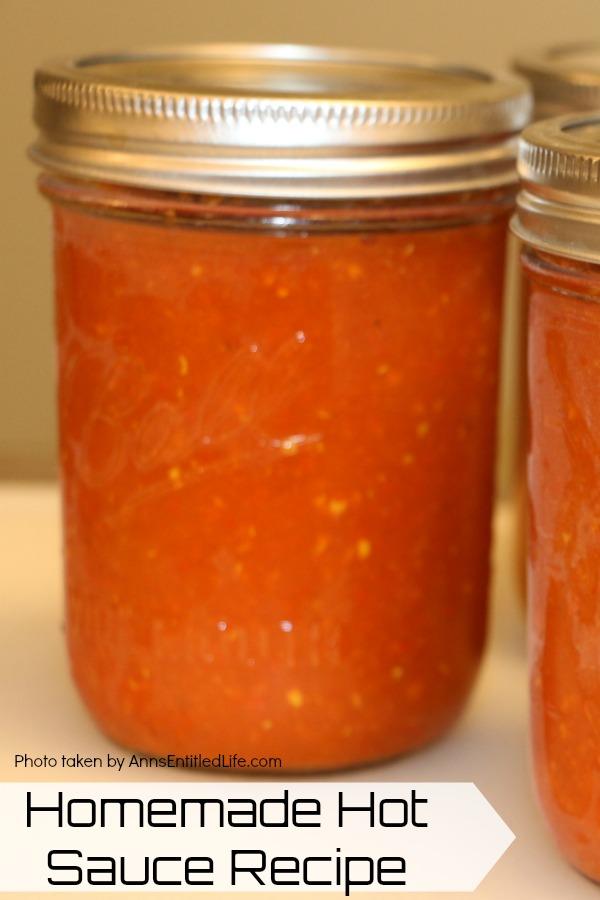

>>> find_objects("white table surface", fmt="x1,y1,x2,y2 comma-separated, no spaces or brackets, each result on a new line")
1,482,598,899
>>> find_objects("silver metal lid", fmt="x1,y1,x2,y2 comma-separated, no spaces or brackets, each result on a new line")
515,42,600,118
513,113,600,262
31,43,531,199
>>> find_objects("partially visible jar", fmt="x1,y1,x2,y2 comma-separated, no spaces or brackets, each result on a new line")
31,44,530,771
513,113,600,879
515,42,600,118
510,43,600,600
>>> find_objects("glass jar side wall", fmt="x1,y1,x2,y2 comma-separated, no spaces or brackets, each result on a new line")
46,176,513,771
523,245,600,880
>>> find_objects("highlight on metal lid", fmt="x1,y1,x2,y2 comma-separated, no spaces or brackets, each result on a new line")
514,41,600,117
31,43,531,199
513,113,600,262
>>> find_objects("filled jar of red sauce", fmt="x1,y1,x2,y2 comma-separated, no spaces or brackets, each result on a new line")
511,43,600,599
513,113,600,877
32,44,530,771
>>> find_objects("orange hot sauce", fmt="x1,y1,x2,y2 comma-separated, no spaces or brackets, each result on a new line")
526,249,600,879
49,187,509,770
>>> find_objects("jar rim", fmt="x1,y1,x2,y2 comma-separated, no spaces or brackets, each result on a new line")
31,42,531,199
513,112,600,263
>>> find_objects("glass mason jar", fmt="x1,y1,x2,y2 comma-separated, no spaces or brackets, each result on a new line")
512,113,600,878
32,44,530,771
510,43,600,599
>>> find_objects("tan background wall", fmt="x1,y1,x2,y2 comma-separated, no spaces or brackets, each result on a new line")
2,0,597,478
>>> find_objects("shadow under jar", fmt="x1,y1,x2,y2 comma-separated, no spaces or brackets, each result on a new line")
31,44,530,771
513,114,600,878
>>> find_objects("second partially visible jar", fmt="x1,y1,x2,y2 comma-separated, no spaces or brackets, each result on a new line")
513,113,600,880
